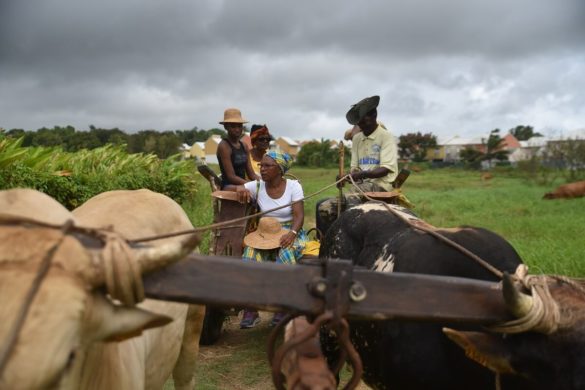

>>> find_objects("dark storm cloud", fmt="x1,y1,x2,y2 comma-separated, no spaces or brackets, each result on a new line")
1,0,584,139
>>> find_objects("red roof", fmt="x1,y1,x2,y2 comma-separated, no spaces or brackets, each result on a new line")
501,133,521,149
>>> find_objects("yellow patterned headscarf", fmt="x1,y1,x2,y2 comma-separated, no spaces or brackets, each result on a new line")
266,150,293,174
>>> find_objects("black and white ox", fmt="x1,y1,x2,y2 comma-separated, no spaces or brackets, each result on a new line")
320,202,585,390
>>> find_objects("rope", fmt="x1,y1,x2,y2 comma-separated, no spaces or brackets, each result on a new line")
0,216,148,306
489,265,560,334
342,178,565,336
345,175,504,279
99,230,144,306
130,176,348,243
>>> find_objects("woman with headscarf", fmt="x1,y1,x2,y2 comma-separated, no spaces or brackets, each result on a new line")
249,124,273,175
227,150,307,328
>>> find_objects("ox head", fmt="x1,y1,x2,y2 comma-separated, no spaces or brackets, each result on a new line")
0,190,200,389
444,273,585,389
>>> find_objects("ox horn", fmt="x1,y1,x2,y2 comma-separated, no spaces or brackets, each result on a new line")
502,272,533,318
133,233,201,274
84,232,201,293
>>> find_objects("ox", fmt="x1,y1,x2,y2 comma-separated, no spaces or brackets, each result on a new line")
543,180,585,200
320,203,585,390
0,188,204,389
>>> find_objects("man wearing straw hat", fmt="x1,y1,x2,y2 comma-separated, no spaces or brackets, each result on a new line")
216,107,258,189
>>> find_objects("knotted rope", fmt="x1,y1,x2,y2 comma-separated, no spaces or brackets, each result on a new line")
0,216,146,306
490,265,561,334
98,230,145,306
0,216,150,379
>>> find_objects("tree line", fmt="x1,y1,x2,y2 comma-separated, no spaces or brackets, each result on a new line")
2,125,227,158
2,123,540,164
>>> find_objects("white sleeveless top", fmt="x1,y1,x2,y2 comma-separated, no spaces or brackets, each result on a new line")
244,179,304,222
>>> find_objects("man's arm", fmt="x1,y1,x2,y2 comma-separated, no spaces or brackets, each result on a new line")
350,166,390,181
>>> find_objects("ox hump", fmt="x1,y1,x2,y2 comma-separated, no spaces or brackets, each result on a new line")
0,188,74,225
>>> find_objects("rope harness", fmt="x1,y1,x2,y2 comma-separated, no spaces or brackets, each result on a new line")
0,217,148,379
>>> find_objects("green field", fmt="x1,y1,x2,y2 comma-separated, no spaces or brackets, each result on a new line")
181,166,585,389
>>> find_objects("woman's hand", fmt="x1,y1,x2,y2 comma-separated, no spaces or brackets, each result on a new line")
280,230,297,248
235,186,251,204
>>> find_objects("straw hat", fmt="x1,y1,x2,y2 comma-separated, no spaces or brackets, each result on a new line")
211,190,239,202
219,108,248,124
244,217,288,249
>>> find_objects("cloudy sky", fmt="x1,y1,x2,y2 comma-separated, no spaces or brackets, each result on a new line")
1,0,584,141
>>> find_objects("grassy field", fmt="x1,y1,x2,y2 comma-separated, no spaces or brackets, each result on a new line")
177,165,585,389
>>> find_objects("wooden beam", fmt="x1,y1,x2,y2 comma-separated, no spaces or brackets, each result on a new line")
143,254,511,325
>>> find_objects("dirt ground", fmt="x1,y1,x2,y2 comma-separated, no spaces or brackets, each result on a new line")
173,311,371,389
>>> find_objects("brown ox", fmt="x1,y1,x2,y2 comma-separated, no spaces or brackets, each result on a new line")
0,189,204,389
543,180,585,200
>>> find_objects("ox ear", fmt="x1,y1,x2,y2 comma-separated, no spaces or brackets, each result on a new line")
85,294,173,343
443,328,516,375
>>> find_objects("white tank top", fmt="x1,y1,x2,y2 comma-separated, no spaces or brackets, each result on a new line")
244,179,304,222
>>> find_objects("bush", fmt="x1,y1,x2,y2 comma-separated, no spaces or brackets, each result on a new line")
0,138,199,208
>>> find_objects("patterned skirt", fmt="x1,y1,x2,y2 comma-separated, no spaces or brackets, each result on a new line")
242,221,308,265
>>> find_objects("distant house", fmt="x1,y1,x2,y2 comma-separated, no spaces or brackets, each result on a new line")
499,134,523,164
510,136,548,162
274,136,300,158
180,142,206,160
203,133,251,164
426,136,451,161
204,135,223,164
500,133,521,149
442,136,485,162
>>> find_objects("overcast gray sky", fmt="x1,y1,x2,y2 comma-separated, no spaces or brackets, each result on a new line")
1,0,584,141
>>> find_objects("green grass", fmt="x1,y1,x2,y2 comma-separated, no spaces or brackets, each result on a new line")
403,168,585,276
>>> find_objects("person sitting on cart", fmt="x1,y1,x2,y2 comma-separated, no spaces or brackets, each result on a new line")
216,107,259,189
249,124,273,175
227,150,307,328
316,96,400,234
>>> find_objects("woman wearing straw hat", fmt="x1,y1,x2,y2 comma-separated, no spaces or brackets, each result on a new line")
227,150,308,328
217,108,259,189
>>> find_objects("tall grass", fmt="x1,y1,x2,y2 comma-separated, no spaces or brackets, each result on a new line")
0,137,198,208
